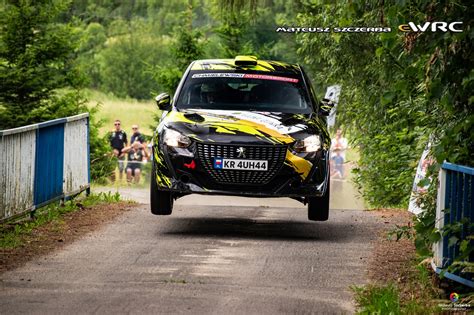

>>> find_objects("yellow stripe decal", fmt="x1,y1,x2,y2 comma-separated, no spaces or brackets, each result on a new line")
285,150,312,180
167,112,294,144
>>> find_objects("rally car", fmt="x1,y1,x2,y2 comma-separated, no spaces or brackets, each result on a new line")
151,56,334,221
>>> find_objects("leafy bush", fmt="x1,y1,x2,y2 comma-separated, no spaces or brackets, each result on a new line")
296,1,473,208
88,106,116,183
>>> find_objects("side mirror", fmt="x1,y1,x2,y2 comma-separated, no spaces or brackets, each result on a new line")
319,98,335,116
155,93,171,111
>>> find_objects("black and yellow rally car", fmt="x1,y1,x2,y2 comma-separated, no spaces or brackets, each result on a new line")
151,56,334,221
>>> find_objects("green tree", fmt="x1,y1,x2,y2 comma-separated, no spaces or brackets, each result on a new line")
0,0,115,182
98,34,162,99
77,22,107,88
152,6,204,95
0,0,86,129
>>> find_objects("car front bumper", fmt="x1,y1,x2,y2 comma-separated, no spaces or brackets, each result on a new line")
152,141,330,199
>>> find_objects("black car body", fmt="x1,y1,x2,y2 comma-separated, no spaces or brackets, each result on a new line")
151,56,333,221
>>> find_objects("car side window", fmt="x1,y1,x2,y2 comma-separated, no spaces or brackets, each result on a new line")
300,67,319,112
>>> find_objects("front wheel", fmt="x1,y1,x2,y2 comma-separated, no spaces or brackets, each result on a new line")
150,162,173,215
307,179,330,221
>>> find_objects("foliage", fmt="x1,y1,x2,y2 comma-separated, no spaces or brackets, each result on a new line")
97,33,163,99
295,1,473,209
88,106,116,183
352,262,441,314
352,283,401,314
76,22,107,88
0,191,121,249
0,0,86,129
63,0,299,100
213,10,255,58
411,168,441,257
152,25,204,96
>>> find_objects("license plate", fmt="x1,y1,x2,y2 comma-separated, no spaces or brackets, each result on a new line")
213,158,268,171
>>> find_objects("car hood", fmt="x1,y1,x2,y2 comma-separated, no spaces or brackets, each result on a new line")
161,109,328,146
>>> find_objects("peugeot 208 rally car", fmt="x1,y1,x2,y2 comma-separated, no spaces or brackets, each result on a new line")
151,56,334,221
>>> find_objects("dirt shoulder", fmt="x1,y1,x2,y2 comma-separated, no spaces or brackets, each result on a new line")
369,209,416,285
367,209,444,309
0,201,134,274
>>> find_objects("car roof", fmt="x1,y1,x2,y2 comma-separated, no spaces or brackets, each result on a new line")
191,57,301,75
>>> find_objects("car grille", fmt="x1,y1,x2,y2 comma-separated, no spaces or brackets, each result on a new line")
196,143,288,185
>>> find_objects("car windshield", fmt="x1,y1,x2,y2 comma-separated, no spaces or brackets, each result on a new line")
175,71,312,113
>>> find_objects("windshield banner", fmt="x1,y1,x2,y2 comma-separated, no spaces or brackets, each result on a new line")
192,73,298,83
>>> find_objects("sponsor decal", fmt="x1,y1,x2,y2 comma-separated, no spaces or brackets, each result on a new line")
192,73,244,79
191,73,298,83
242,74,298,83
192,109,306,135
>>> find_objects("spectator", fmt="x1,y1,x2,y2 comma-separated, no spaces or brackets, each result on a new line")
331,128,348,178
331,150,345,179
109,119,127,181
122,141,149,184
130,124,145,144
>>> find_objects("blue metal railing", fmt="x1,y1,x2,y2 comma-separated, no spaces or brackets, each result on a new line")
432,162,474,288
0,114,90,221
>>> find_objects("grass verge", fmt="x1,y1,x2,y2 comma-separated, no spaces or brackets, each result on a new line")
0,191,124,249
85,89,158,137
352,260,441,314
352,209,473,314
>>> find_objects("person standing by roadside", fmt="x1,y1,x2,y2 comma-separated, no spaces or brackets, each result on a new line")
330,128,348,179
109,119,128,181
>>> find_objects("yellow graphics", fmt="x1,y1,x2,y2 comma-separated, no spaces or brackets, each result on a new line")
191,59,299,73
153,143,171,188
167,111,295,145
285,150,313,180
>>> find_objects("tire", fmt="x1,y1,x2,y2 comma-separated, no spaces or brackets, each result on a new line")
150,161,173,215
307,179,330,221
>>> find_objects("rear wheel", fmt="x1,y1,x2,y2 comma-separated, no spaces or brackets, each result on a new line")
150,161,173,215
307,179,330,221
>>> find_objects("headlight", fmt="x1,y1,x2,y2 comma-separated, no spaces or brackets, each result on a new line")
163,129,191,148
293,135,321,153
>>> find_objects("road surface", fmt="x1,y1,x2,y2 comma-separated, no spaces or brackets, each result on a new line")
0,188,380,314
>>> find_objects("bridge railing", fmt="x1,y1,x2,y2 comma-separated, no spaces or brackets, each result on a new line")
0,113,90,222
433,162,474,288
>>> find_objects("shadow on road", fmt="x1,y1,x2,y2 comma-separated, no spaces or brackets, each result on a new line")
159,216,366,242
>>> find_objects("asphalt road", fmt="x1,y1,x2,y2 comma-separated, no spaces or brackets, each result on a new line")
0,188,380,314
